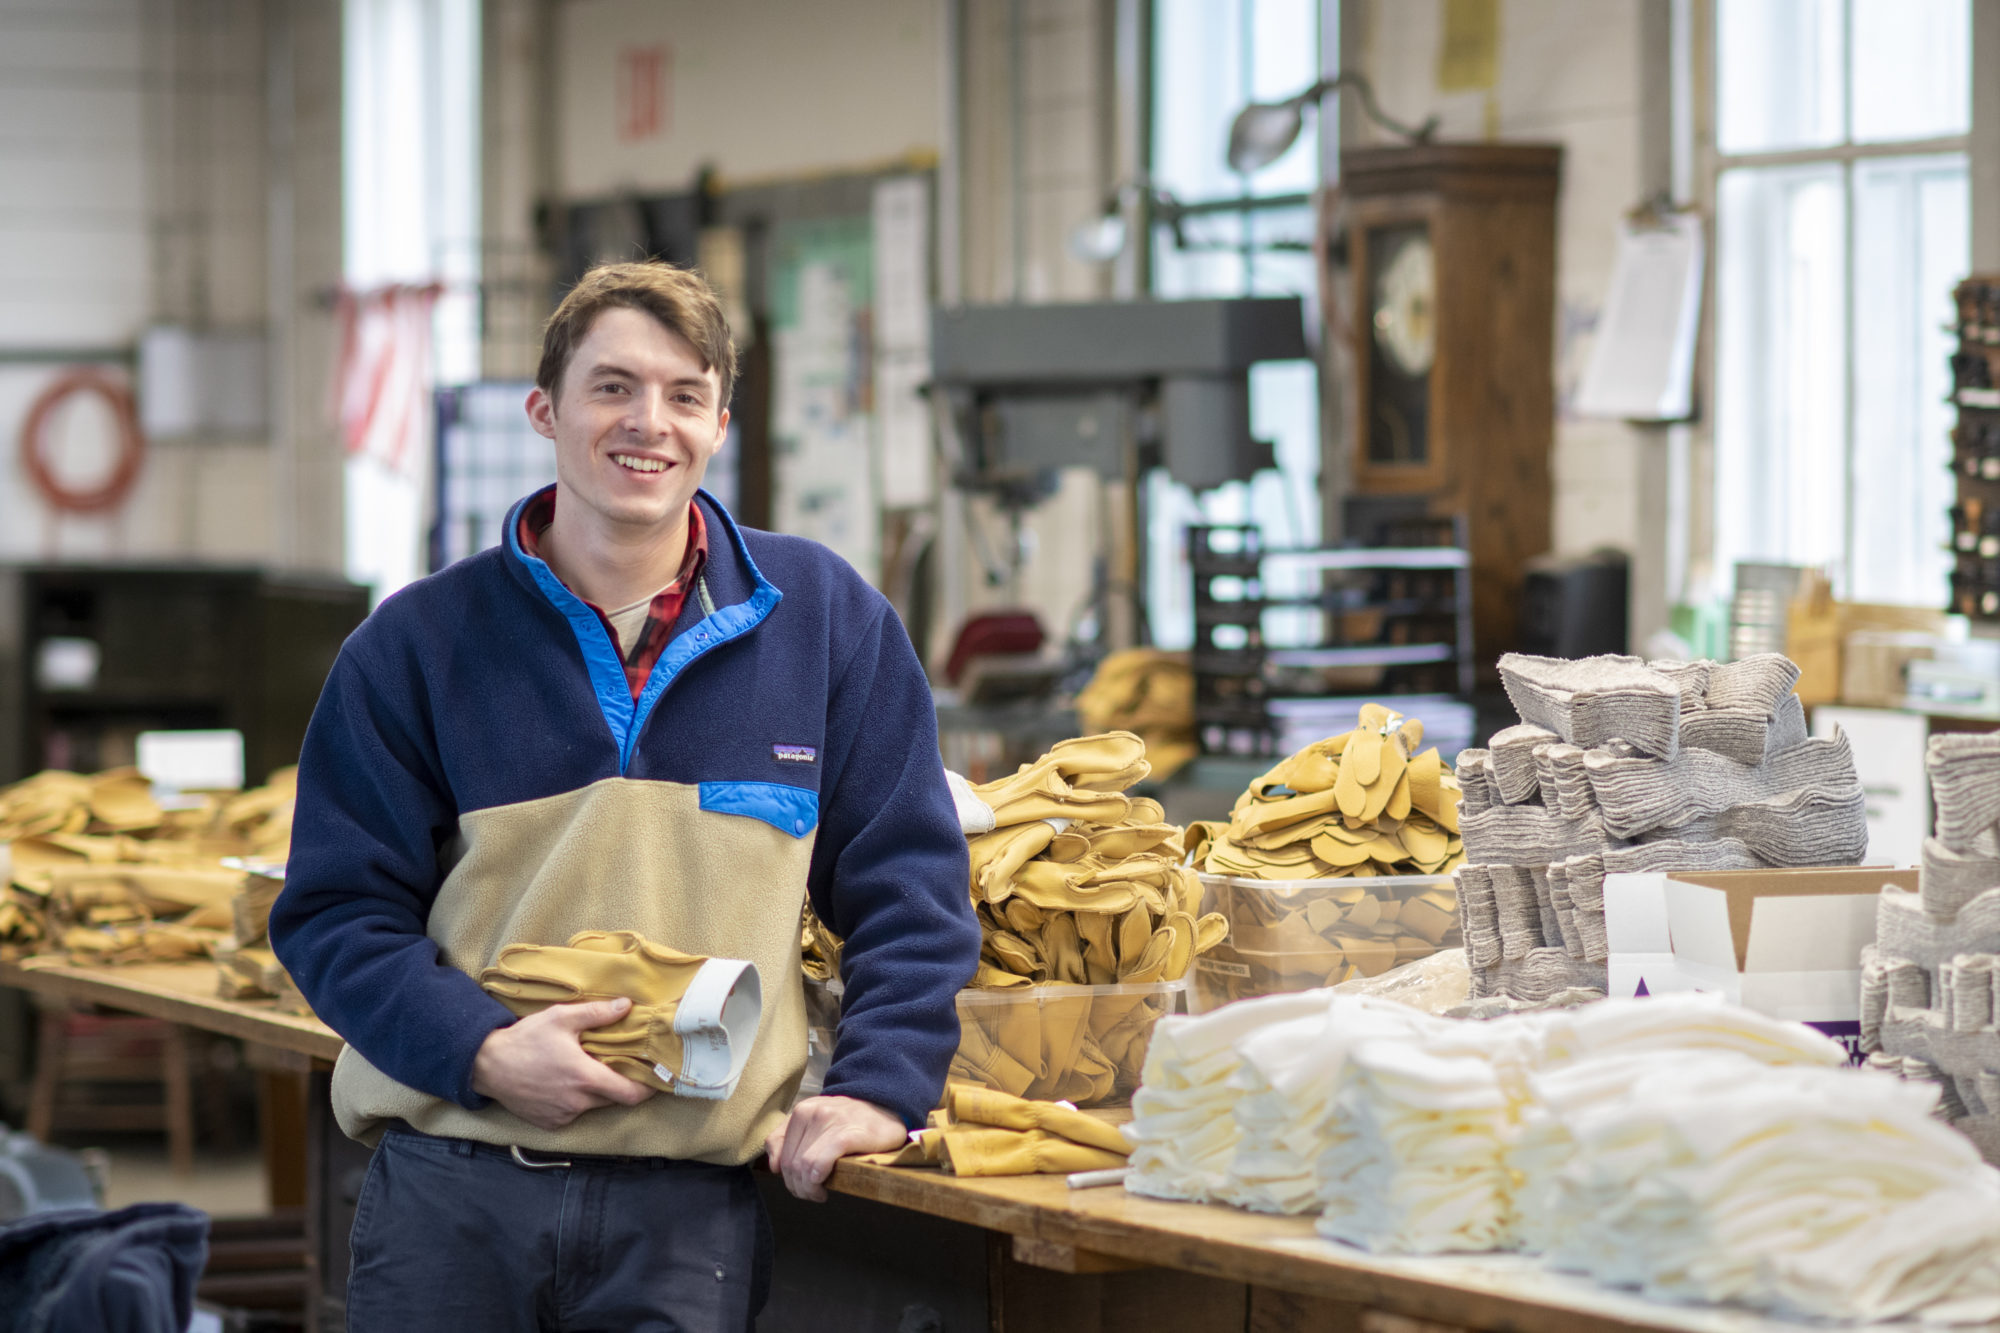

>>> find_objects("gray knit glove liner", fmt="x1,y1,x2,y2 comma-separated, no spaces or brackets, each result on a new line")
1498,653,1681,759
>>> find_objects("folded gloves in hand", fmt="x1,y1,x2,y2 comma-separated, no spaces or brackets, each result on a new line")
480,929,762,1101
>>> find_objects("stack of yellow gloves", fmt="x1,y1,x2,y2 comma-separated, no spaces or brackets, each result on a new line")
964,732,1226,988
860,1082,1130,1177
481,929,762,1101
1188,705,1465,881
1073,649,1197,782
0,765,298,962
946,732,1228,1106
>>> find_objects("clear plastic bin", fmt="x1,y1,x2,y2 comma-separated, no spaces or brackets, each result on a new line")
950,979,1190,1108
1192,873,1459,1012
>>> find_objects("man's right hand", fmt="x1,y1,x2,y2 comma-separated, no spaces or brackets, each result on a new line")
470,997,656,1130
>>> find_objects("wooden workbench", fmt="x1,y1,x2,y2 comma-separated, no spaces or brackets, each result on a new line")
1,957,340,1062
2,959,1831,1333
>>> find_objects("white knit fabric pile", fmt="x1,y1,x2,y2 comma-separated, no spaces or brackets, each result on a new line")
1122,989,1330,1202
1865,731,2000,1164
1214,997,1442,1214
1129,987,2000,1323
1456,653,1867,1002
1527,1053,2000,1324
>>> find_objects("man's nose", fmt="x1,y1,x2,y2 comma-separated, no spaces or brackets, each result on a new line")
631,389,673,437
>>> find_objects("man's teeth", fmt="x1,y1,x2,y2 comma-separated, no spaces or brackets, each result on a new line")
613,455,668,473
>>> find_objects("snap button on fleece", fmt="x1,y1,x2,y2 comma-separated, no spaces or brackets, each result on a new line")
792,818,805,835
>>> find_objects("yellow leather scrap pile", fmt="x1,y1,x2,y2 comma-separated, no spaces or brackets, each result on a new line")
799,903,841,985
1186,705,1465,882
859,1081,1130,1177
1073,649,1197,782
212,864,309,1012
214,942,309,1014
951,732,1224,1105
0,765,298,971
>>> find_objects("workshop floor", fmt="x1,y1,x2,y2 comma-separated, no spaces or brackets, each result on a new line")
97,1139,268,1216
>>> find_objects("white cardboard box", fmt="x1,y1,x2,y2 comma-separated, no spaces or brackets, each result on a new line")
1810,705,1929,867
1604,865,1917,1062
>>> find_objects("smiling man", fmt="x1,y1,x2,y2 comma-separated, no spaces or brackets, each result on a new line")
269,262,979,1331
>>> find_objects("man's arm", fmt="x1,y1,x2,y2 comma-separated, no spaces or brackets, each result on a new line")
269,632,522,1108
762,598,978,1197
804,600,982,1116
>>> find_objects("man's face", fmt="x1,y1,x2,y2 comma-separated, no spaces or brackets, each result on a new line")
525,306,730,537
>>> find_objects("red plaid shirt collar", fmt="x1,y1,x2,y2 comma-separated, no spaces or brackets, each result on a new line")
517,489,709,700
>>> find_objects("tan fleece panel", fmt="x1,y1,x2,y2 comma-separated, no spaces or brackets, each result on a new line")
331,777,813,1165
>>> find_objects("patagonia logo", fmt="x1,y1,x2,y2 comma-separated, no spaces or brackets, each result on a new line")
772,744,817,764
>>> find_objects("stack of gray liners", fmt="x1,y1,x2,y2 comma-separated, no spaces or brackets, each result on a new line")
1863,732,2000,1162
1455,652,1868,1001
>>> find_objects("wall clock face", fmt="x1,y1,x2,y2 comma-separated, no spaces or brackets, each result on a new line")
1372,233,1436,377
1364,223,1433,467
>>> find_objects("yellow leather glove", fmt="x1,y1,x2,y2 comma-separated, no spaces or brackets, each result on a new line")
968,821,1056,901
939,1126,1128,1177
480,930,762,1100
950,1020,1039,1097
971,733,1148,810
945,1083,1131,1155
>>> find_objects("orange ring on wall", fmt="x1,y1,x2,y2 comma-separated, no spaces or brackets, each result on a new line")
20,367,146,514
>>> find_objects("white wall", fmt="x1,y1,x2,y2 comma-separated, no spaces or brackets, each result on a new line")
0,0,344,573
1352,0,1672,643
553,0,941,196
536,0,1119,665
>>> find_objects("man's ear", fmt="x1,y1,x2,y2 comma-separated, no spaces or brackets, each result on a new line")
525,385,557,441
707,407,732,458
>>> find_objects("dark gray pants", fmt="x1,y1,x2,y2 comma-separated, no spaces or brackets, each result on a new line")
346,1125,770,1332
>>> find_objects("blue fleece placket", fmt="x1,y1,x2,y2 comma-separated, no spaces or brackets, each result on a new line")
504,489,785,774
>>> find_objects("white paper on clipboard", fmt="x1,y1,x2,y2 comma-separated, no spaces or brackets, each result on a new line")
1575,211,1704,422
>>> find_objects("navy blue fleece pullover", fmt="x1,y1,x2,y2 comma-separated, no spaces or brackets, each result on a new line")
269,488,979,1135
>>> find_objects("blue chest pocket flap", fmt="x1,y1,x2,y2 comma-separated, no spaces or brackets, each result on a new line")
699,781,819,839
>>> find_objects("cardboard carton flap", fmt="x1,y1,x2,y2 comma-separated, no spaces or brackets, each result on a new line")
1743,894,1879,972
1666,867,1915,971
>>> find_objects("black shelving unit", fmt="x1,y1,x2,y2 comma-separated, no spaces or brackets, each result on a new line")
0,566,369,785
1189,524,1474,757
1951,276,2000,619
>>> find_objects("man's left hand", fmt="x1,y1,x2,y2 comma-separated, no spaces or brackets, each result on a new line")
763,1095,905,1201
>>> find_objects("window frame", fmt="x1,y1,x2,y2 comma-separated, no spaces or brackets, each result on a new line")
1683,0,1994,608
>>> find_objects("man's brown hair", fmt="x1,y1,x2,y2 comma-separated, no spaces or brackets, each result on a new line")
536,261,737,408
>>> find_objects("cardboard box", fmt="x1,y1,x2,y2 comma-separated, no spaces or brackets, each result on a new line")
1811,705,1929,866
1604,866,1917,1062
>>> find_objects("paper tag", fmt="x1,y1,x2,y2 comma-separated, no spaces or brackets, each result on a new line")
138,729,245,792
651,1063,675,1084
1197,957,1251,978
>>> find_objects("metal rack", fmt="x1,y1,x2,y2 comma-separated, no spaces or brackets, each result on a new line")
1189,523,1474,757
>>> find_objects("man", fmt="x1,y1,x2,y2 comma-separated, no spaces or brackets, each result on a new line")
270,262,979,1331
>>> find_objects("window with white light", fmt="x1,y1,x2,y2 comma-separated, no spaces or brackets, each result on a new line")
1707,0,1969,606
1147,0,1322,649
343,0,481,603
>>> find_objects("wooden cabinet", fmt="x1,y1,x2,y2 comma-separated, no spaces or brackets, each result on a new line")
0,566,369,785
1335,143,1562,669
